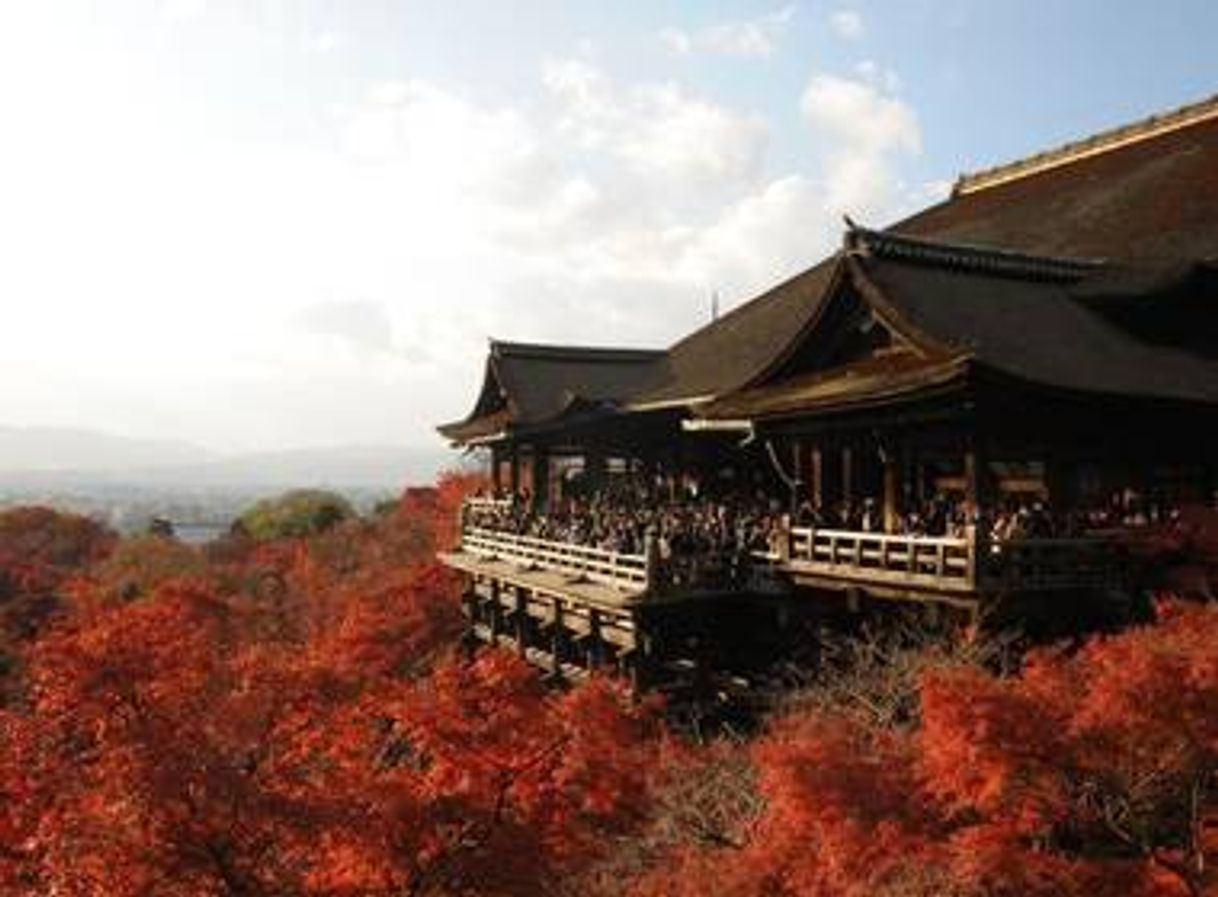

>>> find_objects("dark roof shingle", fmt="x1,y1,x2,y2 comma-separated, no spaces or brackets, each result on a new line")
438,341,664,442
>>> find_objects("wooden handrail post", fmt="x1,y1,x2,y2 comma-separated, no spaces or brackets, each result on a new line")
550,595,564,677
644,529,661,594
777,514,792,563
965,523,978,589
513,587,527,658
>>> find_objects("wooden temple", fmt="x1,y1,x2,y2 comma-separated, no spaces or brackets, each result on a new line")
437,94,1218,687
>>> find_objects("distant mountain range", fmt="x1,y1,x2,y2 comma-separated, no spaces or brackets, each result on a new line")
0,426,463,490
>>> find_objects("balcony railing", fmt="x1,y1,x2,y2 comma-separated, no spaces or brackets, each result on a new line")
462,526,650,592
455,503,1125,600
786,527,975,592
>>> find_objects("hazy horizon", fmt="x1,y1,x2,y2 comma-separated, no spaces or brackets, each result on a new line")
4,2,1217,454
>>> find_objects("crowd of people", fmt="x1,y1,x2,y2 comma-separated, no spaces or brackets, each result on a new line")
464,482,1187,563
464,486,786,563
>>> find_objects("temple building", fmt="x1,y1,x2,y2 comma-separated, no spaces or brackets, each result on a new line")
437,94,1218,687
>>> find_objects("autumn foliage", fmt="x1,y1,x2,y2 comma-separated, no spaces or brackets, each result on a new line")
2,483,1217,895
637,603,1218,897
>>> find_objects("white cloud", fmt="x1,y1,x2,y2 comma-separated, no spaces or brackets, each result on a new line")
0,6,927,451
303,31,343,55
855,59,902,92
801,74,920,158
829,9,864,39
296,300,397,357
543,58,767,189
675,175,825,298
659,6,796,58
159,0,207,22
658,28,694,56
799,72,922,221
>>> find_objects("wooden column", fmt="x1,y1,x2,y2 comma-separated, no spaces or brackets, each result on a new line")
509,446,521,497
882,459,899,533
791,442,805,511
533,449,550,510
585,449,607,493
810,444,824,509
842,444,855,507
488,580,502,645
587,609,603,670
550,596,564,677
490,445,502,493
1045,451,1074,510
964,434,992,513
513,587,527,657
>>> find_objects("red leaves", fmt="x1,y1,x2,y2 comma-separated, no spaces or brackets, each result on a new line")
4,483,1217,896
0,483,659,896
639,605,1218,897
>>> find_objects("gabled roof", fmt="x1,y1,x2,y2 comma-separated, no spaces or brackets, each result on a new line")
854,234,1218,405
702,228,1218,420
634,93,1218,409
438,340,664,444
440,92,1218,438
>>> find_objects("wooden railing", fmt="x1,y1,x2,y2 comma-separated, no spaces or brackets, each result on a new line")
462,526,650,592
461,496,514,521
788,526,975,591
787,526,1121,593
458,505,1124,599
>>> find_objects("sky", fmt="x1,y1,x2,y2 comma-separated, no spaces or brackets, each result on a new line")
2,1,1216,453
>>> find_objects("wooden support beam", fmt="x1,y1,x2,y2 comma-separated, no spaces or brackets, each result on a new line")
589,610,605,670
842,444,854,507
533,450,551,510
810,445,824,509
882,459,899,534
585,449,607,492
509,447,521,497
513,586,527,657
488,580,502,644
550,595,564,677
791,441,805,512
490,445,503,493
964,434,992,513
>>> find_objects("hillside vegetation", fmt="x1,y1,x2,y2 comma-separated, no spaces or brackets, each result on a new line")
0,479,1215,896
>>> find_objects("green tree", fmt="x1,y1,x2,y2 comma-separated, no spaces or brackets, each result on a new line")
234,489,356,541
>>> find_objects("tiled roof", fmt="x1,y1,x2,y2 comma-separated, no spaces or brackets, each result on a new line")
952,93,1218,196
438,341,663,443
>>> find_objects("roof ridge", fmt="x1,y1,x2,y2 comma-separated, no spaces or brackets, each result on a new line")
845,225,1104,282
490,340,664,361
953,92,1218,197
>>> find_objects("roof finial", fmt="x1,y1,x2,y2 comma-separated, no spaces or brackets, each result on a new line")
842,215,867,253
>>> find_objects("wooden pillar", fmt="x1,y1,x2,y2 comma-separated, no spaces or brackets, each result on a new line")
585,449,607,493
882,459,899,533
488,580,502,645
1045,451,1074,510
632,630,656,693
842,444,854,507
587,609,603,670
964,434,992,513
533,449,550,510
550,595,564,677
791,442,805,511
513,587,527,658
490,445,502,493
509,446,521,497
810,444,824,509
